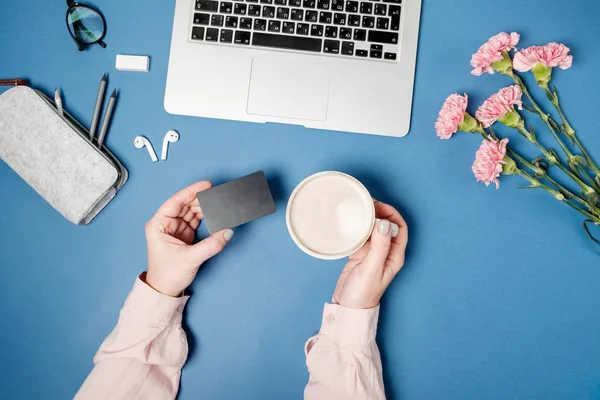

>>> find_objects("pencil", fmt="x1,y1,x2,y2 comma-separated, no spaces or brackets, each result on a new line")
97,89,117,149
90,73,107,141
54,88,64,117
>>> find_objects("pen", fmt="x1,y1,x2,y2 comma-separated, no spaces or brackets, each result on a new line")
54,88,64,117
90,73,107,141
97,89,117,149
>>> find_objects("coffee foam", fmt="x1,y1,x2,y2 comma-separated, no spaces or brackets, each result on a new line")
288,173,373,258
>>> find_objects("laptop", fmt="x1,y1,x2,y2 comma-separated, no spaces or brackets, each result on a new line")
165,0,421,137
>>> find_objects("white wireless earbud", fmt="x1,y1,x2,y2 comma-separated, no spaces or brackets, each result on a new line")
161,130,179,161
134,136,158,162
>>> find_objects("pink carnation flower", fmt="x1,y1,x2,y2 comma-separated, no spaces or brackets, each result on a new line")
475,86,523,128
471,32,520,76
435,94,469,139
472,137,508,189
513,42,573,72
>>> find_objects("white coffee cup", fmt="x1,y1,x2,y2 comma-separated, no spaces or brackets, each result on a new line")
286,171,376,260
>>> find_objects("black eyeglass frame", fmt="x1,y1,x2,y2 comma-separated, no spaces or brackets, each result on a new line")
65,0,107,51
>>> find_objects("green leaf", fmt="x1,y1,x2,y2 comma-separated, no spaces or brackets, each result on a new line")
582,220,600,247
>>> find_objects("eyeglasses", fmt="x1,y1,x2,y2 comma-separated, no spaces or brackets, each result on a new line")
65,0,107,51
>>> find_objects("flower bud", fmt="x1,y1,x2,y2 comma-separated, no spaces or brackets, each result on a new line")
498,109,523,128
531,63,552,88
491,51,514,75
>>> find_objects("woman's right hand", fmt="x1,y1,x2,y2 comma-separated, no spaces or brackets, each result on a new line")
333,201,408,309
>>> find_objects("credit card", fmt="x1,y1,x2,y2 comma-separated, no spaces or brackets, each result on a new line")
196,171,277,234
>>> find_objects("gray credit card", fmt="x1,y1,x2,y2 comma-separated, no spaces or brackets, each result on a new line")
196,171,277,234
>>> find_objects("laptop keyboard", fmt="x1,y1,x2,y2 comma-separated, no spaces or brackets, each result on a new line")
190,0,401,60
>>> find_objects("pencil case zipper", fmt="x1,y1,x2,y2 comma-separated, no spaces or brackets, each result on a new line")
0,78,27,86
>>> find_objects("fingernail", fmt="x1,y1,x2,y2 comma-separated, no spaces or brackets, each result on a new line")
378,220,391,234
391,223,399,238
223,229,234,242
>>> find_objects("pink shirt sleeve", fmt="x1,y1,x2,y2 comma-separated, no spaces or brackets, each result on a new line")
74,274,189,400
304,303,386,400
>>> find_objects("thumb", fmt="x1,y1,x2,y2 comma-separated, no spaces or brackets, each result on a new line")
362,220,392,273
188,229,234,264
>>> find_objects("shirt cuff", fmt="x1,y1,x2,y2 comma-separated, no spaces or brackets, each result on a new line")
121,273,190,327
317,303,380,346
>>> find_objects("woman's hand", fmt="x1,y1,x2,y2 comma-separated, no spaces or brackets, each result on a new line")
333,201,408,309
145,181,234,297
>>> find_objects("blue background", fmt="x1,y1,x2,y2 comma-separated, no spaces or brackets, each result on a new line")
1,0,600,399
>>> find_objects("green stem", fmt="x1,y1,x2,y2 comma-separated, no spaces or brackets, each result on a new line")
507,147,594,211
515,125,596,196
515,169,600,224
508,73,583,173
545,86,600,179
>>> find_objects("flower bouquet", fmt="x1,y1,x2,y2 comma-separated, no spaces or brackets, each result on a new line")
436,32,600,244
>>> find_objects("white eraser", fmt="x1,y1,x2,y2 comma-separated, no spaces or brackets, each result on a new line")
115,55,150,72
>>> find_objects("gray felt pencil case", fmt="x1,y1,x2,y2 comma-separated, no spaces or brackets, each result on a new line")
0,86,128,225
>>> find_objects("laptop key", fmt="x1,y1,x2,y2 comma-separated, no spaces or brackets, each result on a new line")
353,28,366,40
331,0,344,11
319,11,332,24
252,32,322,52
233,3,247,14
240,17,253,28
384,52,397,60
374,3,386,15
370,49,382,58
305,10,318,22
220,2,233,13
196,0,219,12
234,30,251,44
263,6,275,17
254,18,267,30
289,0,302,6
333,13,346,25
260,0,273,3
268,20,282,32
205,27,219,41
341,41,354,55
291,9,303,20
339,27,352,39
191,26,205,40
317,0,330,9
370,44,382,51
211,14,224,26
311,24,324,37
360,2,372,14
275,0,287,4
362,16,374,28
368,30,398,44
277,7,290,18
303,0,316,8
355,49,368,57
323,39,340,54
282,21,295,33
382,0,401,3
220,29,234,42
194,13,211,25
348,14,360,26
248,4,261,15
376,17,388,29
389,5,400,30
296,23,310,35
225,16,238,27
325,26,338,38
346,0,359,12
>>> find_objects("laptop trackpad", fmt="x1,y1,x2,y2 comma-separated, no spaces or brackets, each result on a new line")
246,57,330,122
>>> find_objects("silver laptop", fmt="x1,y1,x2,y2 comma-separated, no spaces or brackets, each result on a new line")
165,0,421,137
